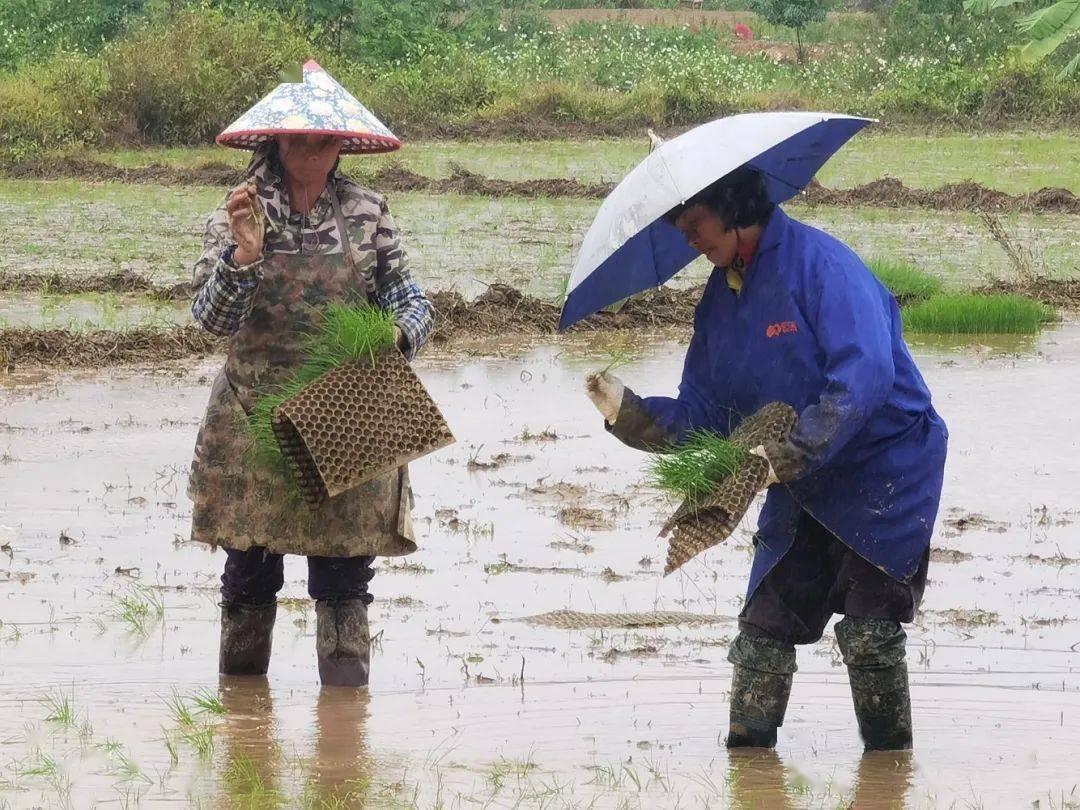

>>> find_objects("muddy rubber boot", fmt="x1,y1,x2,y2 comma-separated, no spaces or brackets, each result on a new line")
218,601,276,676
316,599,371,687
726,633,796,748
836,617,913,751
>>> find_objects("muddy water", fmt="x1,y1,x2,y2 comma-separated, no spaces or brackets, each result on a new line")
0,292,186,330
1,326,1080,808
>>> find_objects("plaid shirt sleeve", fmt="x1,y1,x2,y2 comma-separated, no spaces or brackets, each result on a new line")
371,201,434,360
191,252,263,337
190,202,263,337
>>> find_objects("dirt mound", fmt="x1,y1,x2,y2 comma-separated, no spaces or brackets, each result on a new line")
5,271,1075,369
363,164,614,199
429,282,699,343
0,325,222,368
0,155,241,187
802,178,1080,215
980,277,1080,309
3,156,1075,214
0,270,190,300
430,284,560,338
0,282,702,368
438,164,612,199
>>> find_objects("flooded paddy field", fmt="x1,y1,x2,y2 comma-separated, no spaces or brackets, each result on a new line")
60,132,1080,194
2,323,1080,808
2,126,1078,807
1,179,1077,308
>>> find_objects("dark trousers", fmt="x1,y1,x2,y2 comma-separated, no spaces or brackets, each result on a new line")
221,547,375,606
740,512,929,645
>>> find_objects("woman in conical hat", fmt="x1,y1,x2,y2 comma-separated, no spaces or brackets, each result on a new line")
187,60,433,687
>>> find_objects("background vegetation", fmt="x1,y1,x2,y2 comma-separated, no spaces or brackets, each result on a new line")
0,0,1076,154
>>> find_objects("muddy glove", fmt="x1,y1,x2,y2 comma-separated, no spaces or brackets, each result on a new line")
753,439,807,484
585,371,625,424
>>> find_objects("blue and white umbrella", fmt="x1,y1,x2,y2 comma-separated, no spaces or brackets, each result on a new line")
559,112,873,330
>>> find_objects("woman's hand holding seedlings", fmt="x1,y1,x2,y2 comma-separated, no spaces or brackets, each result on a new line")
226,180,265,267
585,370,625,424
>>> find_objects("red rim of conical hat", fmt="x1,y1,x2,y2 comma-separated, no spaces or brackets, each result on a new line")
216,60,401,155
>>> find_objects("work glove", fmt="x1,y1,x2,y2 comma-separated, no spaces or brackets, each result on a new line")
751,439,805,486
585,370,625,424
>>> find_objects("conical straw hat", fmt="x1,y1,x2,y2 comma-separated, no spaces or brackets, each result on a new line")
217,60,400,154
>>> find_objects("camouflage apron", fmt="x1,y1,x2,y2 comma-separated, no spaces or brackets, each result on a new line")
187,183,416,558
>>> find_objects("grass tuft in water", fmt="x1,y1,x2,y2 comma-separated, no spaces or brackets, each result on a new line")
188,688,225,716
106,749,151,786
109,585,164,634
41,686,77,726
649,431,750,501
181,723,215,760
247,303,397,466
902,294,1055,334
223,755,284,806
161,728,179,766
868,258,943,305
165,690,219,760
165,690,195,728
18,751,59,778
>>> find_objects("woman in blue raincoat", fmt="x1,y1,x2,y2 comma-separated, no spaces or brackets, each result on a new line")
586,167,947,751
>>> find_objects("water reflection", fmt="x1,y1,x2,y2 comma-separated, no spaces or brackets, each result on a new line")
309,688,372,805
218,676,282,803
850,750,914,809
215,679,371,806
727,749,794,810
725,748,913,809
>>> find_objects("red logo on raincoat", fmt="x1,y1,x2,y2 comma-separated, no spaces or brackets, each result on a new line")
766,321,798,338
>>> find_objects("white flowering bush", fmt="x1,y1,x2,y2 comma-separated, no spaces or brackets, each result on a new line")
0,6,1076,151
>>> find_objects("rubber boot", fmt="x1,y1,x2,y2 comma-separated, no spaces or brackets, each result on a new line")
218,601,276,676
726,633,797,748
316,599,371,687
836,617,913,751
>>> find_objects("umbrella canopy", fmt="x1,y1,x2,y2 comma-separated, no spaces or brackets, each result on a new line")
559,112,873,330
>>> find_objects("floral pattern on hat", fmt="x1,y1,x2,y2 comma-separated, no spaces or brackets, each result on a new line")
217,60,400,154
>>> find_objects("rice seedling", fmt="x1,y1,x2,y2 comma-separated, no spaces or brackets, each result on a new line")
309,301,397,370
222,755,284,807
299,779,372,810
867,258,943,305
598,339,636,375
107,749,151,786
246,302,397,467
98,739,123,755
648,431,750,501
188,688,225,716
40,686,76,726
245,179,266,236
18,751,58,778
109,585,164,634
161,729,179,766
181,723,215,760
902,294,1055,335
165,690,195,728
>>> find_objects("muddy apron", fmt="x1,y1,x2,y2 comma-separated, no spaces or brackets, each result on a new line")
188,184,416,558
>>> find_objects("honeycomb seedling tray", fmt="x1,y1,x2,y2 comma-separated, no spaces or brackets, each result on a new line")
271,349,454,505
660,402,797,575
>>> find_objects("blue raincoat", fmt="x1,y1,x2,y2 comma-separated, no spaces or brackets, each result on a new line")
636,208,948,598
